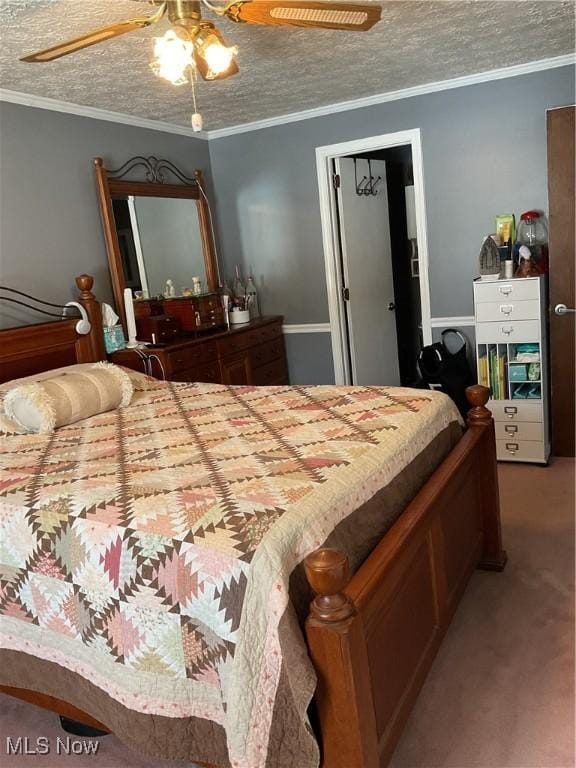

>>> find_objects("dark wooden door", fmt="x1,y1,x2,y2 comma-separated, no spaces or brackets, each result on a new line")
547,106,575,457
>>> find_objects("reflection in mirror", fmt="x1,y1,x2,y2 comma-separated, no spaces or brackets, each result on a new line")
112,196,206,298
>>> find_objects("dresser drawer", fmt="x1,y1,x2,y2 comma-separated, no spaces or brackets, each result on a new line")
475,299,540,323
167,349,191,374
172,363,220,384
495,421,544,441
496,439,547,463
476,319,540,344
187,341,217,365
251,357,288,386
250,338,285,369
474,279,540,303
487,400,543,423
217,321,282,357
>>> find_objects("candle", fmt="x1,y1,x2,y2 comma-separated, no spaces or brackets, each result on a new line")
124,287,138,348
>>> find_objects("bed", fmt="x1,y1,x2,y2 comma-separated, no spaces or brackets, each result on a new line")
0,275,506,768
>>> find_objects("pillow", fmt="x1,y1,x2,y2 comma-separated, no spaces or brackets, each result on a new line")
3,363,133,434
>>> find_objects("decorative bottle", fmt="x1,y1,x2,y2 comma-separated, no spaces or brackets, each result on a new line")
246,276,260,318
233,266,246,309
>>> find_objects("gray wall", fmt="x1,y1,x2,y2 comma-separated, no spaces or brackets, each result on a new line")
209,66,575,383
0,102,211,328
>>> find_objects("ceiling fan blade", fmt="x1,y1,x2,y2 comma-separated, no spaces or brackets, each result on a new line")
20,5,167,63
224,1,381,31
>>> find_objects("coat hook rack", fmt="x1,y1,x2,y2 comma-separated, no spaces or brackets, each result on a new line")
354,158,382,196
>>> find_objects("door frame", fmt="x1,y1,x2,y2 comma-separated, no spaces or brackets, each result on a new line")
316,128,432,385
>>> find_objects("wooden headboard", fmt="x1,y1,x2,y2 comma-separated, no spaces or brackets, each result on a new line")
0,275,105,384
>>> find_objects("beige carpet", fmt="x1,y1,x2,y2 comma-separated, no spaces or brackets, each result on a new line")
0,460,574,768
390,458,575,768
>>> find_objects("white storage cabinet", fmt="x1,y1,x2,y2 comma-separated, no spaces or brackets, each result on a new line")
473,275,550,464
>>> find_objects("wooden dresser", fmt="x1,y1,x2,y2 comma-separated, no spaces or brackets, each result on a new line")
110,316,288,386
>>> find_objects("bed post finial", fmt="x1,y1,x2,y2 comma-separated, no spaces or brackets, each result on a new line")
75,274,105,363
304,548,355,623
466,384,492,426
75,274,94,299
465,384,507,571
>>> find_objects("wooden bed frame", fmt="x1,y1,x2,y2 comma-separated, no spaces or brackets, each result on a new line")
0,275,507,767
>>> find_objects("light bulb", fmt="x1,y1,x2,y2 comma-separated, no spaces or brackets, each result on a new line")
151,30,194,86
202,41,238,76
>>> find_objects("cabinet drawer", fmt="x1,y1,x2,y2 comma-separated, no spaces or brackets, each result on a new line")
487,400,543,423
171,363,220,384
476,319,540,344
187,341,217,365
496,439,547,463
252,358,288,386
475,299,540,323
250,338,284,369
167,349,191,374
217,322,282,357
495,421,544,441
474,279,540,303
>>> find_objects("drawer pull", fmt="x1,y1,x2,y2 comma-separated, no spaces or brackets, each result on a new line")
504,406,517,418
505,424,518,434
501,325,514,335
499,285,513,296
500,304,513,315
505,442,519,454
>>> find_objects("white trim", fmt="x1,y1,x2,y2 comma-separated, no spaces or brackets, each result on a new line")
1,55,573,141
316,129,432,386
127,196,150,298
282,323,331,334
430,316,475,328
0,88,209,140
207,55,575,139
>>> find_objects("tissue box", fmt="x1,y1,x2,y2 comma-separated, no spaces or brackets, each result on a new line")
104,325,126,353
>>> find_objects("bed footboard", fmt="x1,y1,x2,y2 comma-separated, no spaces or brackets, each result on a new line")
304,385,506,768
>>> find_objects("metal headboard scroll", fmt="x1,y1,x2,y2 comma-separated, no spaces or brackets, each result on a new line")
0,286,91,335
105,155,198,186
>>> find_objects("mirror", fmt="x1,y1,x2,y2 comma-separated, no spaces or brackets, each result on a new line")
94,156,219,329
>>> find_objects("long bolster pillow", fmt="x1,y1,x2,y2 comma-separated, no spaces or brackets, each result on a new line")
3,362,133,434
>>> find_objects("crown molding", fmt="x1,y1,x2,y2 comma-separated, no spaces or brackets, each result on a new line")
0,88,209,140
1,54,573,141
207,54,576,140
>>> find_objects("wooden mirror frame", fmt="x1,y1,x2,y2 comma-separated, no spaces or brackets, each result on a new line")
94,156,219,329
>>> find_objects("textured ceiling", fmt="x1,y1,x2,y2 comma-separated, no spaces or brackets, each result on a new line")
0,1,574,131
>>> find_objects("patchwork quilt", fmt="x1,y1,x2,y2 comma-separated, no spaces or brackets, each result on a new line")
0,371,461,767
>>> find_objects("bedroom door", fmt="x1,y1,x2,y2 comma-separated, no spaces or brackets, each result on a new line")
334,157,400,386
547,106,575,457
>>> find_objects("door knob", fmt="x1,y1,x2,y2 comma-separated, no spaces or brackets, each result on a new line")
387,302,395,311
555,303,576,316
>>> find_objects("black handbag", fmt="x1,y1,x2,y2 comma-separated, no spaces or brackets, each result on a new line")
417,329,474,418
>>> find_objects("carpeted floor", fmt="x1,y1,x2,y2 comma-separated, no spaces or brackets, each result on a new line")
1,459,574,768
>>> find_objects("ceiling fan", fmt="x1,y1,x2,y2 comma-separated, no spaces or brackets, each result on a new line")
20,1,382,80
21,1,381,132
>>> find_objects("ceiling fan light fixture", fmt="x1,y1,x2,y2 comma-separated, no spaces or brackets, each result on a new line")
150,28,194,85
193,25,238,81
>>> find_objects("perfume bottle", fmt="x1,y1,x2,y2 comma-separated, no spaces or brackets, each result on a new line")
246,276,260,318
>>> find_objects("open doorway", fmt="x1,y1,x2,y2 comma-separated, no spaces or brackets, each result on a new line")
316,129,431,386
